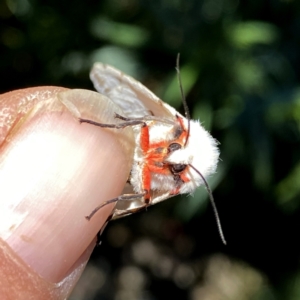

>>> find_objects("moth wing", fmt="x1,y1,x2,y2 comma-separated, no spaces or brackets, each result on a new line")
90,63,178,119
90,63,181,219
111,185,175,219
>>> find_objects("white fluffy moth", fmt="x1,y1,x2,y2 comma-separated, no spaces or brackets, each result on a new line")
80,55,226,244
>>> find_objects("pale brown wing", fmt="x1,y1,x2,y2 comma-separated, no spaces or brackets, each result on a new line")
90,63,179,119
112,183,175,219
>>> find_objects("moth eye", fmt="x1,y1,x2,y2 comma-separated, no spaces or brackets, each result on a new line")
168,143,182,152
171,164,186,174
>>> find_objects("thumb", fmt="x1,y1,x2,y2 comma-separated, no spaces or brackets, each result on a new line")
0,87,133,299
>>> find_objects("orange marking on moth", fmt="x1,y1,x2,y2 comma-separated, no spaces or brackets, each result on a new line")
140,115,190,204
140,123,152,204
140,124,150,153
176,115,188,145
169,187,180,195
146,142,170,175
148,163,169,174
142,164,151,203
180,170,190,183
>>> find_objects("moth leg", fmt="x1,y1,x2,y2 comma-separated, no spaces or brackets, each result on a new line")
85,193,146,220
114,113,131,121
114,113,148,122
116,113,176,126
114,111,154,120
88,193,146,245
79,117,145,129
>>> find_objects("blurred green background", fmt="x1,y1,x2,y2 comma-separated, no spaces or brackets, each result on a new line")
1,0,300,299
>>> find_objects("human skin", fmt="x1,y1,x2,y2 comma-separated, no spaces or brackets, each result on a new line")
0,87,133,299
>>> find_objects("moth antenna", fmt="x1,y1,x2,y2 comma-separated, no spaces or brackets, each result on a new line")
176,53,191,147
189,164,227,245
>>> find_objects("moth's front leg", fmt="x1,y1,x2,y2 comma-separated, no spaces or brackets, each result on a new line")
79,116,145,128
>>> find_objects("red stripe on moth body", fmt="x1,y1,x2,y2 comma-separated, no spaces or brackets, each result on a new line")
140,115,191,204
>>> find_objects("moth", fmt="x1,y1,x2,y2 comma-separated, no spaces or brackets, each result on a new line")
80,56,226,244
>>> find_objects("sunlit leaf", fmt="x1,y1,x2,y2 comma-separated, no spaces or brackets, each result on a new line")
227,21,279,48
90,17,149,47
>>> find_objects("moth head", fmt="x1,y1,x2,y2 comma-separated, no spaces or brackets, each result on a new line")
166,117,225,245
166,119,219,193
